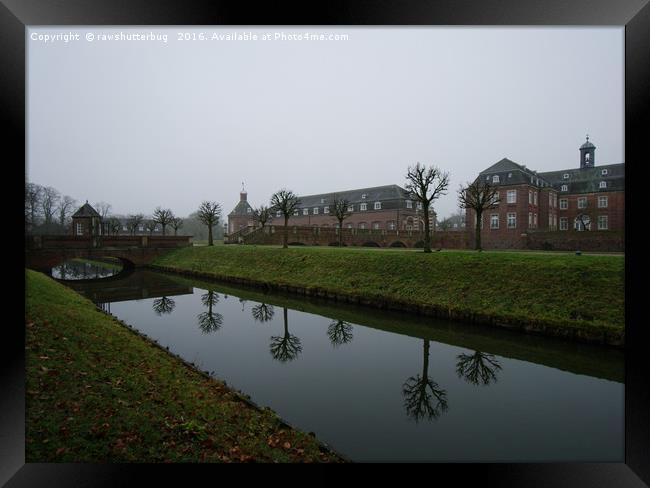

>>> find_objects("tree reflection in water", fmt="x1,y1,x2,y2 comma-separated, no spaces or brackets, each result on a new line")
197,290,223,333
269,307,302,362
402,339,448,423
455,351,502,386
327,320,354,347
152,296,176,315
251,303,275,323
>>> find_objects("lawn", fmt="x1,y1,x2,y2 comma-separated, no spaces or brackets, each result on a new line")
25,269,344,463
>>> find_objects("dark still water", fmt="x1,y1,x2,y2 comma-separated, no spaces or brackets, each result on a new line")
51,259,123,280
61,267,624,462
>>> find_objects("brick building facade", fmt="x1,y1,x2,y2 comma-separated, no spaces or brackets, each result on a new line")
466,137,624,248
228,184,436,235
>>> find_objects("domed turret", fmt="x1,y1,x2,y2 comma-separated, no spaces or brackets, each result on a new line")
579,135,595,169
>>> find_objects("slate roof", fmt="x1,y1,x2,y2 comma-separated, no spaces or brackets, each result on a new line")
540,163,625,194
295,184,414,208
580,140,596,149
72,202,101,218
478,158,552,188
228,196,254,217
478,157,624,194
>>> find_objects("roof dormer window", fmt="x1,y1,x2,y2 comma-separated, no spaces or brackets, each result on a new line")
563,173,570,179
601,169,608,176
599,181,607,189
561,184,568,192
361,194,367,199
492,175,500,183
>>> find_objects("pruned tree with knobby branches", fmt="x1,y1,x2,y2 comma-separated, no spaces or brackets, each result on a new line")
458,179,500,251
197,201,222,246
405,163,450,253
331,197,352,247
153,207,174,236
270,189,300,249
254,205,273,230
126,213,144,235
170,216,183,236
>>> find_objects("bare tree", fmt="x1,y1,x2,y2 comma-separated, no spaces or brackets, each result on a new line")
456,351,502,386
251,303,275,323
270,189,300,249
197,291,223,333
331,197,352,247
253,205,273,230
152,207,174,236
197,201,222,246
152,296,176,315
40,186,61,228
144,219,158,236
327,320,354,347
25,182,43,232
458,179,500,251
94,201,112,220
170,216,183,236
106,216,122,235
405,163,450,253
269,307,302,362
437,218,452,231
402,339,448,423
126,214,144,235
57,195,78,227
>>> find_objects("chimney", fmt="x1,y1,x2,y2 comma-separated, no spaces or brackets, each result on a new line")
240,191,247,202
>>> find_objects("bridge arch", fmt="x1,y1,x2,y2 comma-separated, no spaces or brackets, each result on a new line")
361,241,381,248
389,241,407,248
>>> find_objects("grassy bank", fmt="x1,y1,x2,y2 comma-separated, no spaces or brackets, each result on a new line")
151,246,625,346
25,269,343,462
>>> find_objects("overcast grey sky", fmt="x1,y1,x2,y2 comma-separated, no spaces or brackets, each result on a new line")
27,27,623,219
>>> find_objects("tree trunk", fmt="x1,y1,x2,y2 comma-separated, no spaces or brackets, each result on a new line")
338,219,343,247
475,210,482,251
283,216,288,249
162,225,166,236
208,222,213,246
423,205,431,253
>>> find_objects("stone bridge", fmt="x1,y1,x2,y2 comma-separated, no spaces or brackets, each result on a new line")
226,225,470,249
25,235,192,273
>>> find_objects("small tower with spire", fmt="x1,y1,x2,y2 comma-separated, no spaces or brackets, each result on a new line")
579,134,596,169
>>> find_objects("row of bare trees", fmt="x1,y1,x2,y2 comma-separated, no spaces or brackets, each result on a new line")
25,182,80,234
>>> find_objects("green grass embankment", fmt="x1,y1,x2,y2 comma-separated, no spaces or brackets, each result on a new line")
151,246,625,346
25,270,344,463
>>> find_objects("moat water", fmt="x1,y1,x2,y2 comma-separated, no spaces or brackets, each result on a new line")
55,262,624,462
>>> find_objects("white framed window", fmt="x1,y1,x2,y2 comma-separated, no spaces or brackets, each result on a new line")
533,213,537,227
599,181,607,189
508,172,512,178
373,222,380,229
138,224,144,231
492,175,500,183
490,191,499,205
490,214,499,229
533,192,538,205
293,209,299,216
553,193,557,208
416,202,422,210
246,207,252,213
528,191,533,204
320,198,326,203
549,193,553,206
563,173,570,179
276,210,282,218
559,198,568,209
561,184,568,192
507,213,516,229
549,215,553,228
598,215,609,230
360,203,367,211
559,217,568,230
598,196,608,208
303,208,309,215
374,201,381,210
528,212,532,226
348,205,354,212
323,206,329,214
388,221,396,230
122,225,127,231
359,222,366,229
313,207,319,215
507,190,517,204
577,197,587,209
347,223,353,229
406,200,412,209
601,169,608,176
361,193,367,199
553,215,557,229
76,222,83,235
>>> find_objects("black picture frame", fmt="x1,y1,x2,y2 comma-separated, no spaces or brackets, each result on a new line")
5,0,648,484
